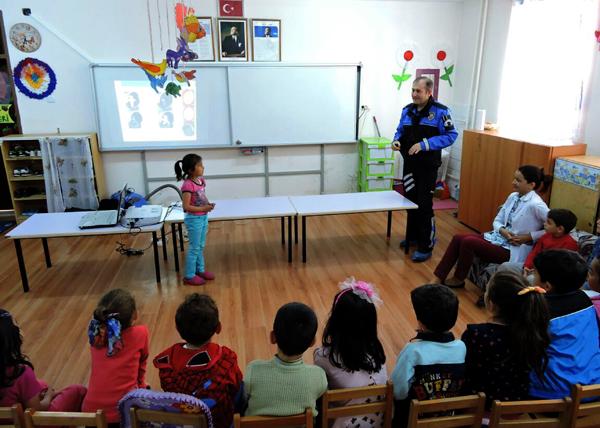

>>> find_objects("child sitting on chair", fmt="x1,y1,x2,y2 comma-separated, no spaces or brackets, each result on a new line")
154,293,243,428
82,289,149,425
530,249,600,399
498,208,578,283
244,302,327,417
391,284,466,428
314,278,388,428
0,309,86,411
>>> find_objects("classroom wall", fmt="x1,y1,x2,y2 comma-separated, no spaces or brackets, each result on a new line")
583,35,600,155
1,0,482,199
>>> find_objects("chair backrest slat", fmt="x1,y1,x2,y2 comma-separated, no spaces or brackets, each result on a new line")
234,408,313,428
321,382,393,428
24,409,107,428
488,398,572,428
407,393,486,428
569,384,600,428
130,408,208,428
0,404,24,428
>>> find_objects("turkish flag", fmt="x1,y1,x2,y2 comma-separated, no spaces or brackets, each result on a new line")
218,0,243,17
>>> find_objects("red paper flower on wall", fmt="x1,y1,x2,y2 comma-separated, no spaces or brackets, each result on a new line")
393,50,415,90
435,49,453,87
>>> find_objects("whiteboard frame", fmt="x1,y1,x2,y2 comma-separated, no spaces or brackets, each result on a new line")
90,62,361,152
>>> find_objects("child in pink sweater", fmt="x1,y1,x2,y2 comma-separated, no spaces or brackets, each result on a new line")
0,309,86,411
82,289,148,424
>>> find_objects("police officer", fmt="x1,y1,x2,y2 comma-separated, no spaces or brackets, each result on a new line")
392,77,458,262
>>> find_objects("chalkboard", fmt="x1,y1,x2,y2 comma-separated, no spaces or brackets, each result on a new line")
91,63,360,151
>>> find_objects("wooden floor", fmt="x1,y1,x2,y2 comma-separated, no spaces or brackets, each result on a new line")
0,209,488,390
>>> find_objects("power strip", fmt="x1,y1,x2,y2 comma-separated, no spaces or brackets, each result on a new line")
125,249,144,256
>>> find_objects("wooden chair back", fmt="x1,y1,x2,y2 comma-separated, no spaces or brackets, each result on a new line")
0,404,24,428
488,398,572,428
23,409,107,428
321,382,393,428
569,383,600,427
407,393,486,428
233,408,313,427
129,407,208,428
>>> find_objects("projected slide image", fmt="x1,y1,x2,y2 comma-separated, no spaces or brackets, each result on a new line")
115,80,196,142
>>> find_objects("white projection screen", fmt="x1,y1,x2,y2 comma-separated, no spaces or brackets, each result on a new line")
92,63,360,151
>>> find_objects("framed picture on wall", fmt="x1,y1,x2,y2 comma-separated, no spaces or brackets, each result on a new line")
217,18,248,61
416,68,440,100
251,19,281,62
188,17,216,61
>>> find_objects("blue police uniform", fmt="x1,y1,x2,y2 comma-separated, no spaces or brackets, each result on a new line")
393,96,458,258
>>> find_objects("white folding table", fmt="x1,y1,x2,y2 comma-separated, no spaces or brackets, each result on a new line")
163,196,298,271
5,212,165,292
289,191,418,262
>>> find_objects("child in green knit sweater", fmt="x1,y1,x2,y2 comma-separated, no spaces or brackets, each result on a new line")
243,302,328,417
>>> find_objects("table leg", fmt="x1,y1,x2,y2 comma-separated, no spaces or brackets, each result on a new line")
288,216,292,263
152,231,161,283
302,216,307,263
14,239,29,293
404,216,410,255
281,217,285,245
294,215,298,244
161,226,168,261
178,224,184,252
171,223,180,273
387,211,392,242
42,238,52,267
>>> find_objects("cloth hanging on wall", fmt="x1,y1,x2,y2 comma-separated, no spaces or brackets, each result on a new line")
41,137,99,212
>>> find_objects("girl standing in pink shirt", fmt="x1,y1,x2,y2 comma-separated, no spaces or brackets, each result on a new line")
174,154,215,286
82,289,148,424
0,309,86,411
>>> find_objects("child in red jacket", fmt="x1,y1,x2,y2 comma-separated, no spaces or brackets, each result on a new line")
499,209,578,283
154,294,242,428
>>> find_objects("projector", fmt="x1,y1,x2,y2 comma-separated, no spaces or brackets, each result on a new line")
121,205,163,227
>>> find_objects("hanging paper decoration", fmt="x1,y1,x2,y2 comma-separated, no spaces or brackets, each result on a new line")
180,15,206,43
132,8,204,96
166,37,198,68
0,104,14,124
173,70,196,86
13,57,57,100
175,3,195,30
165,82,182,97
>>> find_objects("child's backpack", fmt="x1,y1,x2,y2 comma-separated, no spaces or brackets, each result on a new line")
111,188,148,208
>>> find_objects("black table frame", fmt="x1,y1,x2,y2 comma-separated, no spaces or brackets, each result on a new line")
298,210,410,263
12,232,162,293
168,215,294,273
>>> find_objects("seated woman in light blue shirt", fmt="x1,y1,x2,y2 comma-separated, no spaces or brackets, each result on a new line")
434,165,550,289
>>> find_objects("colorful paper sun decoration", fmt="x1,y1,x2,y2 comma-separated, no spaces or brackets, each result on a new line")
13,57,57,100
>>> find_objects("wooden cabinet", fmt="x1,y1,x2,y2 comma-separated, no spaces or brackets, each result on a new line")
0,11,23,212
550,156,600,233
457,130,586,233
1,134,106,223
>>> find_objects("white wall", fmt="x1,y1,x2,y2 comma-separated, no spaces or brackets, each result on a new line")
582,3,600,154
1,0,481,198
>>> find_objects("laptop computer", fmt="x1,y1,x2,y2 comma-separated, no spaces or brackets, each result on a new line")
79,184,127,229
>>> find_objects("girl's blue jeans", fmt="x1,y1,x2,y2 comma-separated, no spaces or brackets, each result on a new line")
184,213,208,279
